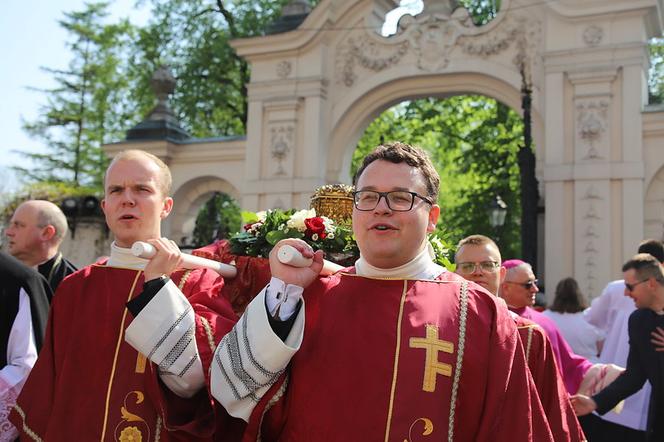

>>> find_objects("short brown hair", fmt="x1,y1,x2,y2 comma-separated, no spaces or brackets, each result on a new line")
455,234,501,263
622,253,664,283
105,150,172,196
352,142,440,201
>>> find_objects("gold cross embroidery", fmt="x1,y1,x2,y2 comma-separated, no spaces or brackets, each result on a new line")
409,324,454,392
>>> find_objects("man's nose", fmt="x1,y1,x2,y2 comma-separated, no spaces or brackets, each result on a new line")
373,195,392,213
120,190,136,205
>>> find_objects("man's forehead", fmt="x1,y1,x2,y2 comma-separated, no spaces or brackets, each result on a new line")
357,162,427,191
457,243,500,261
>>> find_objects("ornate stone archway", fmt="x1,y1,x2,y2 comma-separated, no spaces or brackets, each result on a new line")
106,0,664,299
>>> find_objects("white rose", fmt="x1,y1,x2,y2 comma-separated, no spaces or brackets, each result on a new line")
287,208,317,232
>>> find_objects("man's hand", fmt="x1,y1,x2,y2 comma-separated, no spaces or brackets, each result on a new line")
143,237,184,281
570,394,598,416
651,326,664,351
269,239,324,289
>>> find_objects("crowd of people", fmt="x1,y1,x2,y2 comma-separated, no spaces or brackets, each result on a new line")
2,144,663,441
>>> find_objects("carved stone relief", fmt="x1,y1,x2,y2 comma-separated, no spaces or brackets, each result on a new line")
270,125,294,176
276,61,292,79
576,101,609,160
335,7,541,86
581,185,603,295
583,25,604,47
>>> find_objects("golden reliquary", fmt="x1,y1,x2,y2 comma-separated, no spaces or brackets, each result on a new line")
309,184,354,225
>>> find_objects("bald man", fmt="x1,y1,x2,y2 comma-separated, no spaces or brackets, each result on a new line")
6,200,77,291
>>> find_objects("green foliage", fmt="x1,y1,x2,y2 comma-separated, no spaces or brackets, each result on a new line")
1,181,100,221
353,96,523,259
192,192,242,246
458,0,500,25
649,38,664,104
129,0,297,138
17,2,136,189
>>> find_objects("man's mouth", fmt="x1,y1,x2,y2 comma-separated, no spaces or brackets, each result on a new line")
119,214,138,221
371,224,395,231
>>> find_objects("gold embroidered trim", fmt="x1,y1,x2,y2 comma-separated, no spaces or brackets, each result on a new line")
257,375,290,442
12,404,43,442
155,415,162,442
526,327,534,361
384,280,409,442
448,280,469,442
177,270,192,291
101,270,142,441
200,316,216,354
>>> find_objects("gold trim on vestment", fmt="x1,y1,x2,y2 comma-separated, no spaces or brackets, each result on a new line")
12,404,43,442
448,280,469,442
101,270,142,441
257,375,290,442
517,324,537,362
199,316,217,355
177,270,192,291
384,280,409,442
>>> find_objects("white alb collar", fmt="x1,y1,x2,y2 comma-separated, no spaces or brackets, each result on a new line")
354,241,444,280
106,241,149,270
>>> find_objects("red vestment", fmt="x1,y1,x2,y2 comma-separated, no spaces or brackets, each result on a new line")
515,315,585,441
10,264,242,441
244,272,553,441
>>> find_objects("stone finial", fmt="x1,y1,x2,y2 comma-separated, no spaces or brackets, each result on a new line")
125,65,189,141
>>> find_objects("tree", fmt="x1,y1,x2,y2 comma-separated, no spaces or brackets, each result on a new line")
192,192,242,246
352,96,523,259
128,0,316,138
17,2,135,189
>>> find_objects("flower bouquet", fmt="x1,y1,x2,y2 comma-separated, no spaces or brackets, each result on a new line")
229,208,359,266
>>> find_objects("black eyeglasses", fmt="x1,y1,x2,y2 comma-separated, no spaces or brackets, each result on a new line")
504,279,538,289
352,190,433,212
624,279,649,292
456,261,500,274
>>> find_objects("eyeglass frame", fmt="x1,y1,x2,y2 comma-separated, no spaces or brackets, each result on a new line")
455,261,501,274
352,190,434,212
503,279,539,290
624,278,649,292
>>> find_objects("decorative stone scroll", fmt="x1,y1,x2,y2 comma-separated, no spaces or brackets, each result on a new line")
270,125,294,176
576,101,609,160
581,185,603,295
335,6,541,86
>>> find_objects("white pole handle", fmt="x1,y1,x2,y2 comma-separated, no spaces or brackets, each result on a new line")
131,241,237,278
276,244,343,276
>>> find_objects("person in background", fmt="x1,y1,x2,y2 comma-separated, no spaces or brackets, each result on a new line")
583,239,664,441
0,252,50,441
572,253,664,442
5,199,77,292
454,234,585,441
544,277,604,362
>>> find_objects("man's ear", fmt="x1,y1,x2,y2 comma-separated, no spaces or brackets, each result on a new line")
41,225,56,241
161,197,174,220
427,205,440,233
499,266,507,284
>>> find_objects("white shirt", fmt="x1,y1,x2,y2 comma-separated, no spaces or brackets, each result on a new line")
584,280,650,430
542,310,604,362
1,288,38,441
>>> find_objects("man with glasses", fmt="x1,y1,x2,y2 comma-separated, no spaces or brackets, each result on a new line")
572,253,664,442
500,260,594,395
581,239,663,441
210,142,553,441
454,235,585,441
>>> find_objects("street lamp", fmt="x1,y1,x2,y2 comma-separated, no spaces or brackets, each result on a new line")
488,195,508,229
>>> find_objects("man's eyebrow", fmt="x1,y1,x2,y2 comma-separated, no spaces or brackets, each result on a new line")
356,186,411,192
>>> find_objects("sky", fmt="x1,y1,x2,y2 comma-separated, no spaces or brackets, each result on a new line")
0,0,151,193
0,0,420,195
